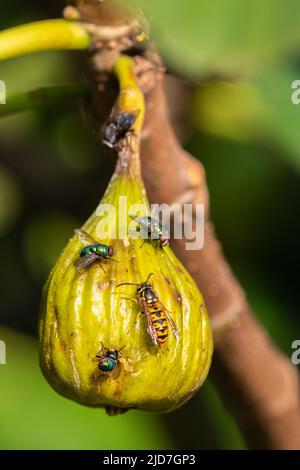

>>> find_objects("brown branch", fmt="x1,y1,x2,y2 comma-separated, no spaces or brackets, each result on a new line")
77,0,300,449
140,76,300,450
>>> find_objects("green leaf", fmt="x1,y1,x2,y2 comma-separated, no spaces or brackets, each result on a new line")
190,66,300,172
137,0,300,76
253,66,300,172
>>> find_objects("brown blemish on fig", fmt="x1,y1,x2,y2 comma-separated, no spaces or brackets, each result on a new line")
105,405,129,416
175,265,184,275
60,340,67,351
175,290,182,304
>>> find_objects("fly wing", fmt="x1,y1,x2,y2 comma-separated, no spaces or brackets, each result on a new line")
129,215,151,227
75,253,99,270
109,364,122,380
148,218,161,240
157,300,180,341
75,228,98,245
140,298,159,347
117,110,140,131
150,219,169,239
129,215,151,240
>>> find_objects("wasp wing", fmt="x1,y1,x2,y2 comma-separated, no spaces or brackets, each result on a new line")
156,300,180,341
75,228,98,245
75,253,99,270
139,298,159,347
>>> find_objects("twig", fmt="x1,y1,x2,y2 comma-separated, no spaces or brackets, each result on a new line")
0,18,140,62
0,84,89,118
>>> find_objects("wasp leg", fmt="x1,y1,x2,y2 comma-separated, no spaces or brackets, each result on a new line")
120,296,139,303
139,239,147,249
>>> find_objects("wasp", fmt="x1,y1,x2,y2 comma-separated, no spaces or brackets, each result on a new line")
130,216,170,248
74,229,116,272
96,344,125,378
116,273,180,349
102,110,139,149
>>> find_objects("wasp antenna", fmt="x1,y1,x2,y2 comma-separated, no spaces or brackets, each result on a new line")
119,345,126,352
145,273,154,283
116,282,140,288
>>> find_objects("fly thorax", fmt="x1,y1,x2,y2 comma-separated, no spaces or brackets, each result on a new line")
95,244,108,256
108,351,119,361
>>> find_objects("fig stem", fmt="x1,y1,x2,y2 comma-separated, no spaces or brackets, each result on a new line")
112,55,146,179
0,20,91,61
113,55,145,135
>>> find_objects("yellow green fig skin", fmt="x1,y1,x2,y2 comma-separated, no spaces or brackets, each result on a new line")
39,168,213,414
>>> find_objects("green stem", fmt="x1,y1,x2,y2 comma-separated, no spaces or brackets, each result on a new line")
112,55,145,179
0,20,91,61
0,84,90,118
113,55,145,134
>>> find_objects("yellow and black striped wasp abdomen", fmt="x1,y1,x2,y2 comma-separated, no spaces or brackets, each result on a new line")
150,308,169,346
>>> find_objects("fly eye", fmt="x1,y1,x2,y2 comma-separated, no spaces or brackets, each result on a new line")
109,246,116,256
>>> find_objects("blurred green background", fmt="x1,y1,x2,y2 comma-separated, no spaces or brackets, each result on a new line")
0,0,300,450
